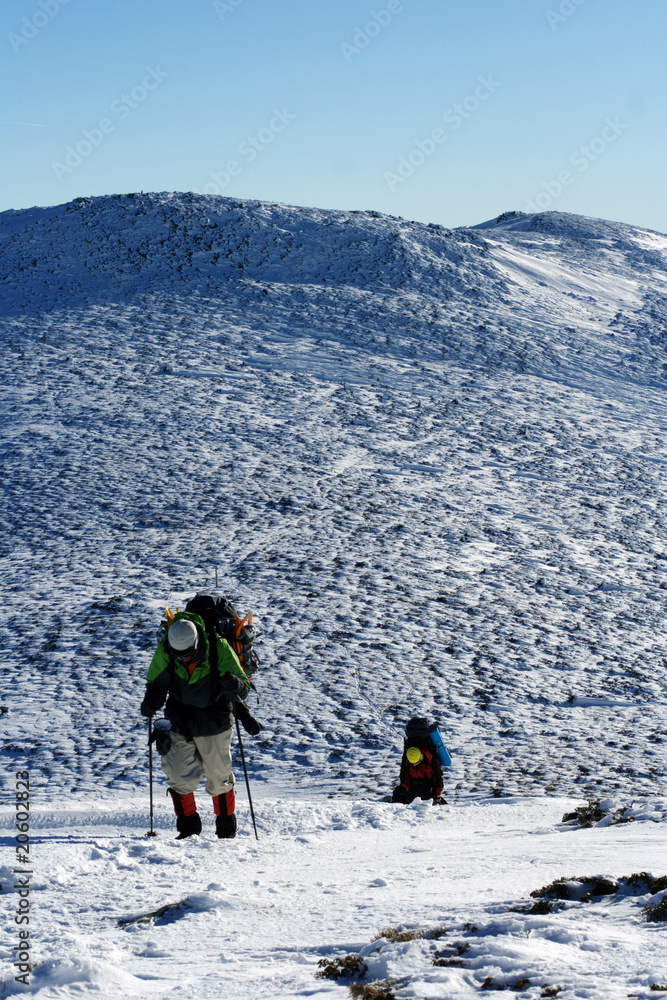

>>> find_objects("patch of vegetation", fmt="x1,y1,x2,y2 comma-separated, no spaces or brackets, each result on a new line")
562,801,606,826
481,976,531,991
530,876,613,902
372,926,424,943
628,873,662,895
510,899,555,915
316,955,367,981
530,872,667,905
91,595,124,612
432,941,470,967
644,895,667,924
348,981,396,1000
540,988,562,998
372,924,448,943
118,898,191,927
528,898,553,914
561,799,633,828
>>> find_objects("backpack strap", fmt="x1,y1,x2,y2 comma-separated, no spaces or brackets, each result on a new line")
206,627,222,702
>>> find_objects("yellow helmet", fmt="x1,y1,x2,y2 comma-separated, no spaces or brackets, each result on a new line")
406,746,424,765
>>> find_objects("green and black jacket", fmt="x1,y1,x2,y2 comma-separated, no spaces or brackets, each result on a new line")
141,611,250,737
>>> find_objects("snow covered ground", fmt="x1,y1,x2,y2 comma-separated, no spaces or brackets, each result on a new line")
0,193,666,996
0,796,666,998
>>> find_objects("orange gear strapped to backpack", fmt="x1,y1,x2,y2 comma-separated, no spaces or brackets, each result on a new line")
230,611,255,679
163,598,257,680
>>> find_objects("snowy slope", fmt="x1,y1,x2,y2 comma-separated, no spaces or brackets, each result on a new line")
1,797,667,999
0,193,666,998
1,192,666,800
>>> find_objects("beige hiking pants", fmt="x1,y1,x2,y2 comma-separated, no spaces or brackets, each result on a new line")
161,729,235,797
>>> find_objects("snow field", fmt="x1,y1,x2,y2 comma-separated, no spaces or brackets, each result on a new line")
1,797,666,998
1,306,665,803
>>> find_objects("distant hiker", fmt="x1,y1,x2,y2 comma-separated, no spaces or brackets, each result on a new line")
392,744,445,805
140,605,251,840
392,717,449,805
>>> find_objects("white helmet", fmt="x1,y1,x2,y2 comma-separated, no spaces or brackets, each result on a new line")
167,619,199,654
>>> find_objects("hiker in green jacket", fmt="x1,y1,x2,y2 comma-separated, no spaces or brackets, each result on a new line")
140,611,250,840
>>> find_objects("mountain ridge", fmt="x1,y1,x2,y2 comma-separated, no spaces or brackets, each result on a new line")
2,193,667,397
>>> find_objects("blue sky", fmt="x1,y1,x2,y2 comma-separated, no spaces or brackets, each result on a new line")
2,0,666,230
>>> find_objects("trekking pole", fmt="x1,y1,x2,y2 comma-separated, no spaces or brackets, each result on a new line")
146,716,157,837
235,716,259,841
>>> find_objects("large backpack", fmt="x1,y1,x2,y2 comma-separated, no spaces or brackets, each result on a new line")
405,716,452,768
405,717,432,748
161,593,259,679
185,593,258,679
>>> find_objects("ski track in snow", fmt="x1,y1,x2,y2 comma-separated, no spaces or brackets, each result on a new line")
0,194,666,997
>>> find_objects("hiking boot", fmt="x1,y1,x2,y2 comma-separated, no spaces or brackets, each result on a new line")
169,788,201,839
215,813,237,839
213,788,236,838
176,811,202,839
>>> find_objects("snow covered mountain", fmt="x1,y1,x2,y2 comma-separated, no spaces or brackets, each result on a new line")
1,193,666,998
2,191,665,800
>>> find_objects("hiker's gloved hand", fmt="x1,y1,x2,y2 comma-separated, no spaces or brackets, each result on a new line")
234,701,262,736
149,730,172,755
433,795,447,806
149,718,172,754
218,674,250,702
140,686,164,718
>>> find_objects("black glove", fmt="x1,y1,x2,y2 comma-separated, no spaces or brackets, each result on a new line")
433,795,447,806
149,729,172,755
218,673,250,703
140,686,165,718
234,700,262,736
